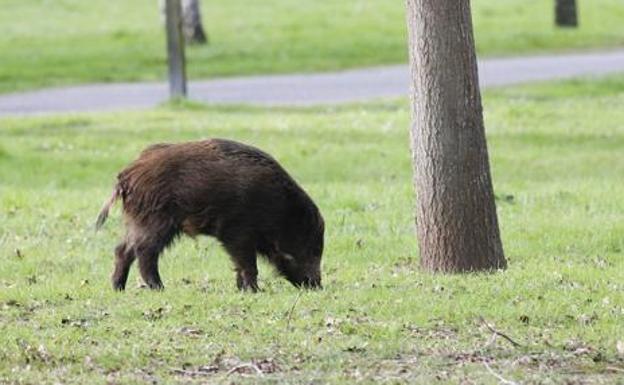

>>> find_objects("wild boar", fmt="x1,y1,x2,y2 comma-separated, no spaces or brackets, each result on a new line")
96,138,324,292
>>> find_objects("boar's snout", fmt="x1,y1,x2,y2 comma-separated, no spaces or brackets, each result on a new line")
293,265,322,290
281,260,322,290
299,275,322,290
292,275,322,290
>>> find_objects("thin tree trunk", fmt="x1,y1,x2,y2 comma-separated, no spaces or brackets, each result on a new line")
555,0,578,27
165,0,187,98
181,0,208,44
406,0,506,272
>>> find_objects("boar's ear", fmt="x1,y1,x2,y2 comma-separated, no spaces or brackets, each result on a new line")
271,241,294,259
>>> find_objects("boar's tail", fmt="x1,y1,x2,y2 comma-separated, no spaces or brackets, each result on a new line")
95,184,121,231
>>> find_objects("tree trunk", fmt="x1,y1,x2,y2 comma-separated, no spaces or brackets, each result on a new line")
405,0,506,272
165,0,187,98
555,0,578,27
181,0,208,44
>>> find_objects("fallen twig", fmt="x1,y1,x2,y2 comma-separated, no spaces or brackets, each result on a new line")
479,316,523,348
170,366,217,377
286,290,303,329
226,363,264,376
483,360,519,385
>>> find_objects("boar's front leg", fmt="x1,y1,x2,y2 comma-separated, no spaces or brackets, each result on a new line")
223,239,259,292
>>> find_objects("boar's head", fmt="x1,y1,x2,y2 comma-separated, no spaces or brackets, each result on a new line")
273,205,324,289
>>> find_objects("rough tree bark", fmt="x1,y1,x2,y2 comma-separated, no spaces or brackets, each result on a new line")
405,0,506,272
181,0,208,44
555,0,578,27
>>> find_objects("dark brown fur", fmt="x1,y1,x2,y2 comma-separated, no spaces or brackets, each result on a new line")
96,139,324,291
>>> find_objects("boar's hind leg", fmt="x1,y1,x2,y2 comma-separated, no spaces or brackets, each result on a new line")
133,224,178,290
223,240,259,292
112,241,136,291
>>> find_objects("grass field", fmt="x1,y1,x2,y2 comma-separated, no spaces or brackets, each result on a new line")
1,76,624,384
2,0,624,93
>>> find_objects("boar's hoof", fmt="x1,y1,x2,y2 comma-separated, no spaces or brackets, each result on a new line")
112,281,126,291
236,272,259,292
299,277,322,290
147,282,164,291
238,283,260,293
237,280,260,293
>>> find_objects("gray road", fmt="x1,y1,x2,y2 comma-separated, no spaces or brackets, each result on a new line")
1,50,624,116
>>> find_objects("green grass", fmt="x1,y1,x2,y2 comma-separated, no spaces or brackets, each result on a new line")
2,0,624,93
1,77,624,383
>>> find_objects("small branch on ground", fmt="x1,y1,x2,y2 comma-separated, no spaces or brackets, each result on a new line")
286,290,303,329
170,366,217,377
483,360,520,385
226,363,264,376
479,316,523,348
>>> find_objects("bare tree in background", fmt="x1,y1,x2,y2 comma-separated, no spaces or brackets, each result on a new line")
182,0,208,44
555,0,578,27
161,0,208,44
405,0,506,272
165,0,187,98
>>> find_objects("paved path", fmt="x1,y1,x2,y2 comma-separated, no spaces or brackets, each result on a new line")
1,50,624,116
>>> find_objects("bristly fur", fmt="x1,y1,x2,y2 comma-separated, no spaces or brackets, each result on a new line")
96,138,324,292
